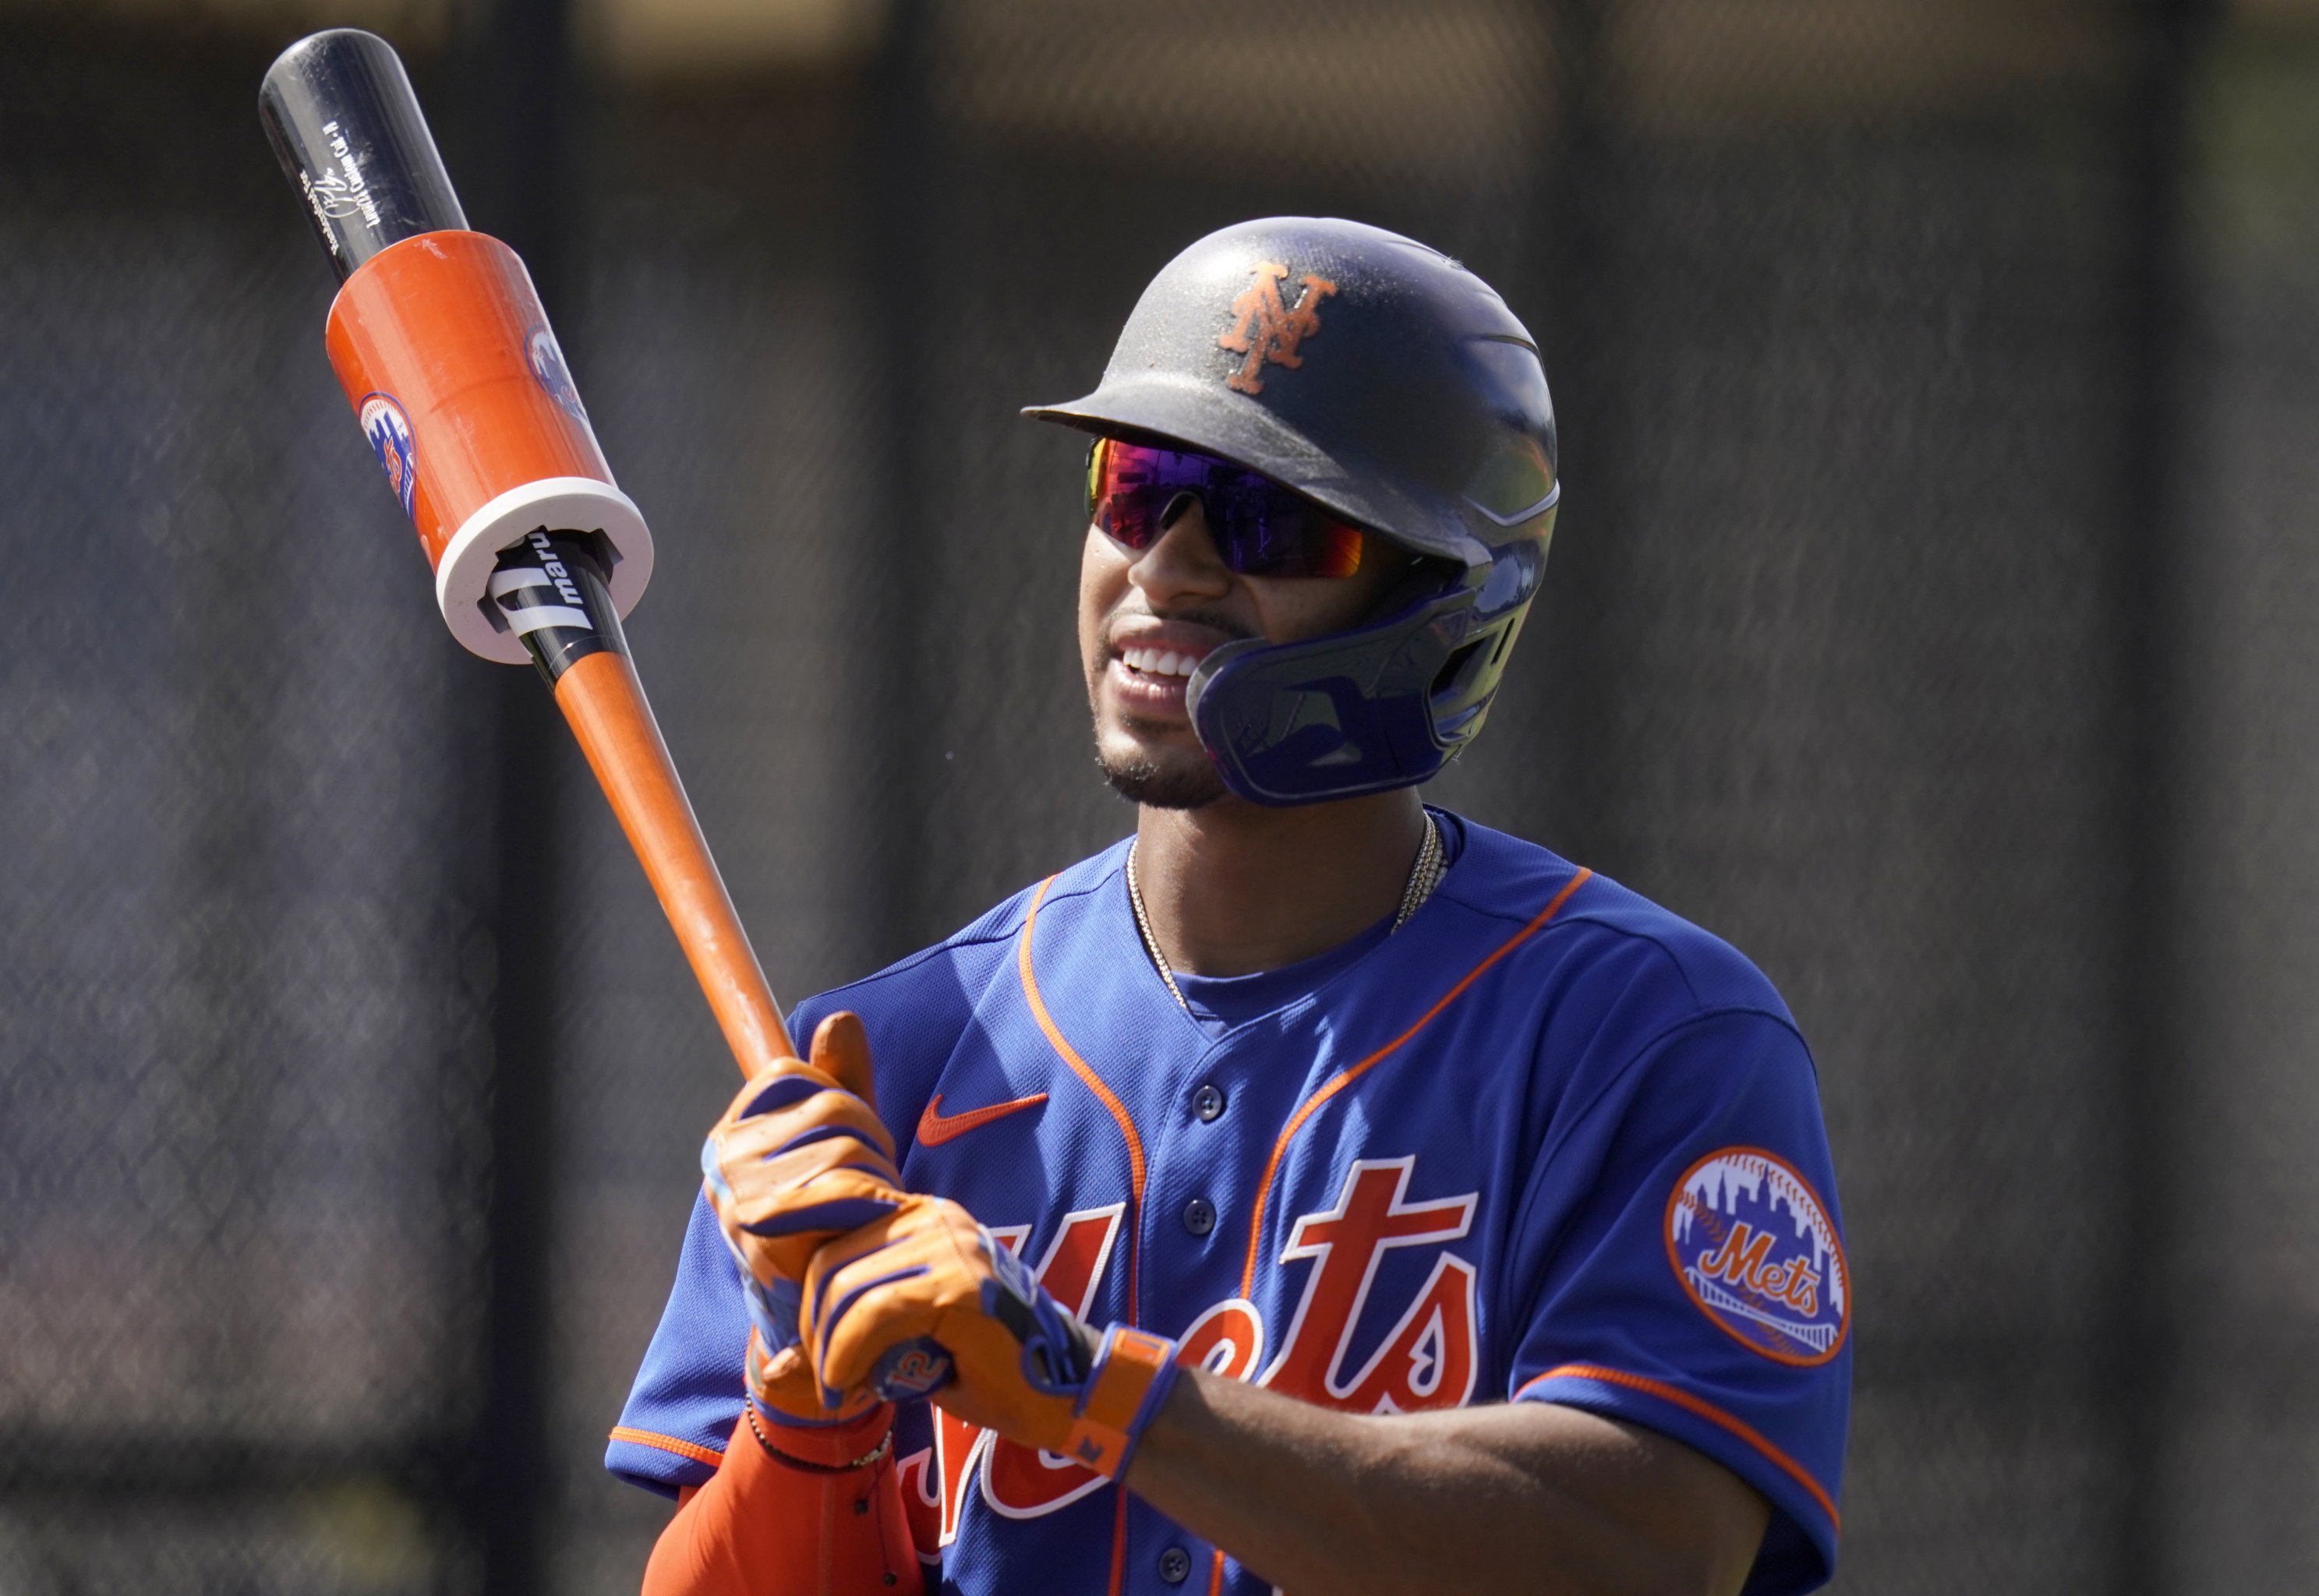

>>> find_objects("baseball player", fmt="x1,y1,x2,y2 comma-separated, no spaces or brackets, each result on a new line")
608,218,1851,1596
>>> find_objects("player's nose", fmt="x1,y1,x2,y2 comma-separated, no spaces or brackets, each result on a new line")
1126,496,1234,604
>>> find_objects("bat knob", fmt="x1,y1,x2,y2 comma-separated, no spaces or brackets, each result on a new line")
761,1276,951,1403
868,1338,956,1401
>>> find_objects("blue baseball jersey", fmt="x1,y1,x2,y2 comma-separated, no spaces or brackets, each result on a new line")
610,813,1851,1595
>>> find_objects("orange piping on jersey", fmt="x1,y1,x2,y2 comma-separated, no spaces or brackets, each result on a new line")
1107,1489,1130,1596
1517,1363,1840,1531
1019,875,1148,1323
1207,1548,1226,1595
610,1425,726,1471
1236,869,1593,1298
1020,876,1148,1596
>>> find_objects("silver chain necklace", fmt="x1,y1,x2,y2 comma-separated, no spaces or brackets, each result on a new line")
1125,811,1444,1014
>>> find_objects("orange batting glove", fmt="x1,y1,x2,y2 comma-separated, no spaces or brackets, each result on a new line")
797,1195,1182,1481
702,1012,909,1432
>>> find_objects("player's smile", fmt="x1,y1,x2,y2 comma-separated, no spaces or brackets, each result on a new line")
1103,618,1230,715
1080,493,1406,806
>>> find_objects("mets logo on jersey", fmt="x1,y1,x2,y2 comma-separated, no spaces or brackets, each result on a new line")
909,1160,1482,1549
526,325,589,424
1217,261,1337,394
357,394,417,519
1666,1148,1847,1367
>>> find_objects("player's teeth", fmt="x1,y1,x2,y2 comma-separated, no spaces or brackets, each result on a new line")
1119,647,1197,677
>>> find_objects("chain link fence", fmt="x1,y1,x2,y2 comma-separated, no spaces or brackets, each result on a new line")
4,2,2317,1592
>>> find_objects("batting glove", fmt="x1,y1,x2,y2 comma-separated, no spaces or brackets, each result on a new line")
702,1012,909,1431
799,1195,1182,1480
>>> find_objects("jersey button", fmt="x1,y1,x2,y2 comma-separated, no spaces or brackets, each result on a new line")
1159,1547,1193,1584
1193,1083,1226,1122
1182,1196,1217,1237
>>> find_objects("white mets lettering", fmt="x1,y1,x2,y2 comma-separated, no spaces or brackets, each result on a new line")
907,1161,1482,1543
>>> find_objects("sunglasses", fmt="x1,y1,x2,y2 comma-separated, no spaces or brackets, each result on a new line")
1085,437,1373,579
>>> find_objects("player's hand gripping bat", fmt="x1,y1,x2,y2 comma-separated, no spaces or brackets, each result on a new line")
260,29,949,1401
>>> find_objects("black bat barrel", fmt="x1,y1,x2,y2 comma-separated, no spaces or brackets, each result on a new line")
260,29,467,281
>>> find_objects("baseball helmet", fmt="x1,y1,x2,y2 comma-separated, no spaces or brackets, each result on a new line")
1024,216,1559,806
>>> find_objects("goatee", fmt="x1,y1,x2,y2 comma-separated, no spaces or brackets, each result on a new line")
1097,744,1227,810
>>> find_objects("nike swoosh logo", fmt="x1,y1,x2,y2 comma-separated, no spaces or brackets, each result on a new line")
917,1091,1049,1147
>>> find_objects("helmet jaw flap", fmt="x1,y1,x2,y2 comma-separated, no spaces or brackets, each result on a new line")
1185,520,1550,807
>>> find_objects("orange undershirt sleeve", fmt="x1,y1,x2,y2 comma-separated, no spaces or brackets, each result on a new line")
642,1405,925,1596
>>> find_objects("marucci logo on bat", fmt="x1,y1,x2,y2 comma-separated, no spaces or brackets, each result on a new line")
525,529,586,606
486,531,597,640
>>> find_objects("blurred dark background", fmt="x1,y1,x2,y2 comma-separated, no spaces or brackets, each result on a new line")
4,0,2317,1591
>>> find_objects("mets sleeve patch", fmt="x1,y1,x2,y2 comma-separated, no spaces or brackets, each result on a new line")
1665,1148,1848,1367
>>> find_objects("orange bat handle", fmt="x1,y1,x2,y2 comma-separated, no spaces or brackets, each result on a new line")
552,648,795,1079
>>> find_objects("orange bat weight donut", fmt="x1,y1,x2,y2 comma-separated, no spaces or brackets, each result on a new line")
324,228,653,662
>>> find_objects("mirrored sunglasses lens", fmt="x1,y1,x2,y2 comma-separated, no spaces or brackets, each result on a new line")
1090,440,1197,549
1303,518,1368,579
1215,493,1367,579
1091,440,1369,577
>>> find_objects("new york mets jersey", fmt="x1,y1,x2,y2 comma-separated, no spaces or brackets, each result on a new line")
610,813,1851,1595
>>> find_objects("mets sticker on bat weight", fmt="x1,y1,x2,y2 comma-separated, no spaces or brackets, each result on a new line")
1666,1148,1847,1367
358,393,417,519
527,326,589,424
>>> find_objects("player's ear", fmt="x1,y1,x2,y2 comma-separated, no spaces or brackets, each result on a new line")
808,1011,878,1110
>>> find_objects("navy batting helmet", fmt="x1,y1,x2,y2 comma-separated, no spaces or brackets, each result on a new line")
1024,216,1558,806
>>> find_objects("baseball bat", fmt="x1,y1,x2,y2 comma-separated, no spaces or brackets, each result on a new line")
260,29,794,1076
260,31,953,1402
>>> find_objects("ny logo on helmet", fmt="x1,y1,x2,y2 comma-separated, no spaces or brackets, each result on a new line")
1218,262,1338,394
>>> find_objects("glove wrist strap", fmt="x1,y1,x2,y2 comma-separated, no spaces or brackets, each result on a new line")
1059,1325,1182,1480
